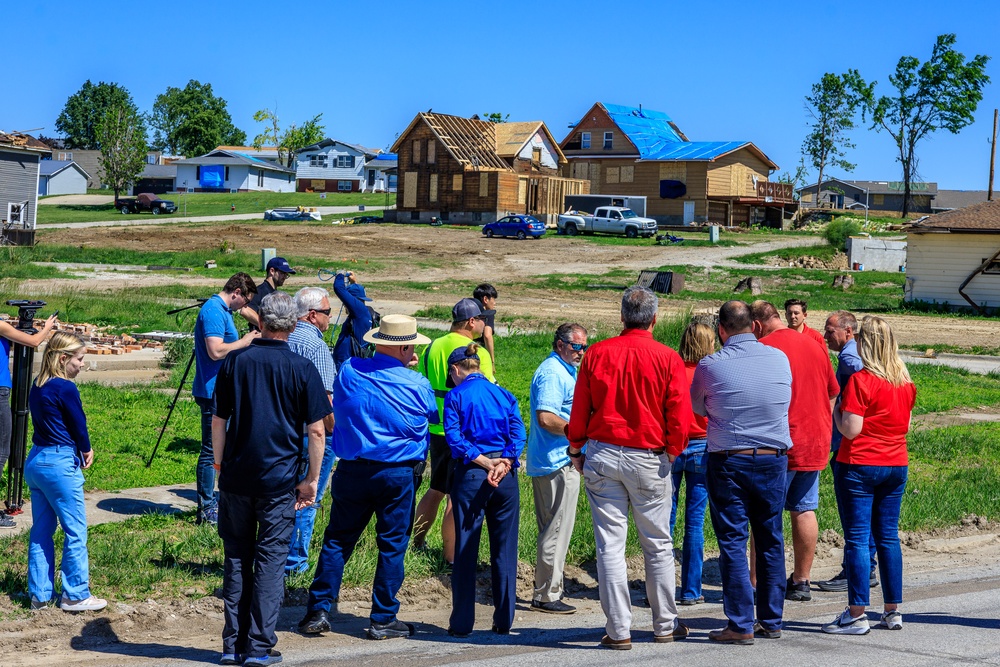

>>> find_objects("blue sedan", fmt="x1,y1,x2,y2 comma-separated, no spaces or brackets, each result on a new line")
482,214,546,240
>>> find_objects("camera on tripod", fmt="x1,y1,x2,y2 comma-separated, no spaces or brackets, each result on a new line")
5,300,47,330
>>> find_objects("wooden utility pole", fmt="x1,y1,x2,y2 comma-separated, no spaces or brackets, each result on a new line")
990,109,997,201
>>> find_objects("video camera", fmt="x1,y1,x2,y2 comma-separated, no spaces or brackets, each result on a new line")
5,299,47,331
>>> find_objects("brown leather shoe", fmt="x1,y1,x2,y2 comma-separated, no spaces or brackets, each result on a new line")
654,622,690,643
600,634,632,650
708,627,754,645
753,622,782,639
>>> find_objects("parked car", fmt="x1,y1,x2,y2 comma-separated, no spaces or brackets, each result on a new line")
263,207,322,221
482,214,546,240
115,192,177,215
557,206,658,238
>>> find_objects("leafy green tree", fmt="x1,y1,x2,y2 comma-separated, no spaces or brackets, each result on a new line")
802,72,860,205
56,80,137,149
252,109,326,166
849,34,990,216
482,112,509,124
96,102,148,200
149,80,246,156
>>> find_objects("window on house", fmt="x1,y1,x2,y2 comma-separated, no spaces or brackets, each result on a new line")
604,132,613,149
620,166,634,183
532,147,542,164
413,140,422,163
472,212,483,222
58,152,73,161
147,154,157,165
411,210,420,220
336,155,355,168
453,174,463,191
580,132,591,149
429,174,438,202
427,141,436,164
224,166,230,181
983,258,1000,274
310,154,328,168
257,170,264,187
338,180,353,191
196,166,201,180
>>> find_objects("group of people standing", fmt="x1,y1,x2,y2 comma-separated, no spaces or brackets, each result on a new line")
4,260,918,664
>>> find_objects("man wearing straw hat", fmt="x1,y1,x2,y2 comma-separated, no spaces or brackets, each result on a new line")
300,315,438,641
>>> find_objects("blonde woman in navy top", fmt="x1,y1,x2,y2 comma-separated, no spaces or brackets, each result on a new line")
25,332,106,612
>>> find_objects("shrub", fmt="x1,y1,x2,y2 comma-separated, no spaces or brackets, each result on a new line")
824,218,862,250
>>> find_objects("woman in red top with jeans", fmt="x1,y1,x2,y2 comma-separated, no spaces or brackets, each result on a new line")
823,316,915,636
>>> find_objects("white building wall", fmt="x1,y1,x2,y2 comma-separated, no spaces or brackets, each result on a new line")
905,232,1000,308
517,130,560,170
45,168,88,195
295,143,366,181
174,164,294,192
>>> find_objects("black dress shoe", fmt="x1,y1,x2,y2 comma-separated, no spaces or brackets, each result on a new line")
531,599,577,614
298,610,331,635
492,624,510,635
368,619,415,640
447,627,471,638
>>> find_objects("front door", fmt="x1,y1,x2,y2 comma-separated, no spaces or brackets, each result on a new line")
683,201,695,225
367,169,376,187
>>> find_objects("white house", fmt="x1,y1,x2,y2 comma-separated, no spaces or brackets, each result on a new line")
905,199,1000,312
38,160,89,195
294,139,375,193
172,149,296,193
362,153,397,193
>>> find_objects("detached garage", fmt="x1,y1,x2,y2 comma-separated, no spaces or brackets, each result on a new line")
130,163,177,195
38,160,88,196
905,199,1000,313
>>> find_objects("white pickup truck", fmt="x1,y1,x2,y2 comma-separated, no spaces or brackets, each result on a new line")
558,206,658,238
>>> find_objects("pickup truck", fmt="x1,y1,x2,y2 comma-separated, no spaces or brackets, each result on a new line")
116,192,177,215
558,206,658,238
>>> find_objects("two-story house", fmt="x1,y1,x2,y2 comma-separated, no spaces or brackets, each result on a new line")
560,102,792,226
1,132,49,244
294,139,376,193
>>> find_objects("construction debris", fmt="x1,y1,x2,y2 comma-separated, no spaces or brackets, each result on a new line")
0,315,167,355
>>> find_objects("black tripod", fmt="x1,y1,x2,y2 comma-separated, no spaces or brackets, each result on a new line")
146,299,206,468
5,300,47,515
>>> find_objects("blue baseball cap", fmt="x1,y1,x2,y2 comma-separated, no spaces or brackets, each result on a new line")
448,346,480,367
266,257,296,274
451,298,484,322
348,283,372,302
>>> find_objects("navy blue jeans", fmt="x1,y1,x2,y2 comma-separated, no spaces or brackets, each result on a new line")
831,456,877,572
307,460,417,623
835,463,907,607
449,461,520,635
670,440,708,602
706,451,787,634
195,396,218,516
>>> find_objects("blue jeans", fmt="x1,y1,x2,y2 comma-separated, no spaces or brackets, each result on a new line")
706,451,787,634
669,439,708,602
835,463,907,607
285,435,336,575
25,445,91,602
307,460,417,623
831,456,877,572
195,396,217,516
449,461,520,635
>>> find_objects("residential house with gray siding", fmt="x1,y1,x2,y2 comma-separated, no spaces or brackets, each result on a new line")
172,149,296,193
797,178,937,214
294,139,375,192
38,160,89,195
1,132,49,243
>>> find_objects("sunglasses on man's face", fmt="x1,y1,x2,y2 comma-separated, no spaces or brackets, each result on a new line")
562,340,588,352
311,308,332,316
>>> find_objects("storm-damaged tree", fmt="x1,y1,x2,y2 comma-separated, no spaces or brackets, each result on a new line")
848,34,990,216
251,108,325,167
802,72,860,207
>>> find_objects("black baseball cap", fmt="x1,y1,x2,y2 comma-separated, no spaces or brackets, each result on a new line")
266,257,296,274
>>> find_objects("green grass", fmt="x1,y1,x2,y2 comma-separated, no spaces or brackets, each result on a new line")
733,243,842,265
908,364,1000,414
35,191,395,224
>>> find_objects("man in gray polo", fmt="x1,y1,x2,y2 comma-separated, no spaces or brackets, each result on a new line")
527,323,588,615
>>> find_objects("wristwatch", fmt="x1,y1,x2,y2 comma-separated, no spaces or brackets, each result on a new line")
566,446,583,459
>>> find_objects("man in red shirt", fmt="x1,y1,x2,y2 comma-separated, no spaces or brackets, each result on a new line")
568,286,692,650
753,301,839,601
784,299,826,349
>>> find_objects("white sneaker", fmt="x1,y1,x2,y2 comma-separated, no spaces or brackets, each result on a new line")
822,607,870,635
60,595,108,612
879,610,903,630
30,596,49,610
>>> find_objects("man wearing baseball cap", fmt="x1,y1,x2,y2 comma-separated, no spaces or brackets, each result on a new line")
242,257,296,332
300,314,437,640
332,270,375,369
411,298,495,566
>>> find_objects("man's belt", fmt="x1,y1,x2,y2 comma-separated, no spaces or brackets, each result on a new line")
342,457,422,467
711,448,787,457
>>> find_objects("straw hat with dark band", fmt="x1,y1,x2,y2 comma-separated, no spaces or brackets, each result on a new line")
362,314,431,345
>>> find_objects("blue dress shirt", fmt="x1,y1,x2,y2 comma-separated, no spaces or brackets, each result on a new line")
831,338,864,451
526,352,577,476
444,374,526,466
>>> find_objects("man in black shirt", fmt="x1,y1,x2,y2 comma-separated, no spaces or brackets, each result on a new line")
473,283,498,366
212,291,332,667
240,257,296,331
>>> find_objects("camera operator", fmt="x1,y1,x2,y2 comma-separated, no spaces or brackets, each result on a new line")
331,270,374,368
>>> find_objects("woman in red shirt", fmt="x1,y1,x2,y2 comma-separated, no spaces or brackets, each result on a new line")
823,316,915,636
670,322,715,605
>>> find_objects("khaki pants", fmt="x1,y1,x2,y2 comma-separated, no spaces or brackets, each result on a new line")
583,440,679,640
531,465,581,603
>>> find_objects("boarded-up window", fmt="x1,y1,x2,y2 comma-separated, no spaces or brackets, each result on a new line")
404,172,418,208
802,191,814,203
605,167,619,184
311,180,326,191
427,141,436,164
479,172,489,198
589,164,600,192
429,174,438,202
518,178,527,204
873,194,884,205
532,147,542,163
453,174,463,191
412,139,422,164
659,163,687,183
620,165,634,183
731,165,745,196
571,162,588,180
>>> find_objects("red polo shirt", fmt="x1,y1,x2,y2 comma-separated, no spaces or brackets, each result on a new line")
760,328,839,471
568,328,692,457
837,370,916,466
801,323,827,350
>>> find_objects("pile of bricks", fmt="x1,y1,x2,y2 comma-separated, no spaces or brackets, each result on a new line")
0,315,165,355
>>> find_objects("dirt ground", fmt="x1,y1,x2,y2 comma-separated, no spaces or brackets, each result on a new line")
33,223,1000,349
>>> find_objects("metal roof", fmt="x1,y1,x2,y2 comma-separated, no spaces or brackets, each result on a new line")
39,159,90,178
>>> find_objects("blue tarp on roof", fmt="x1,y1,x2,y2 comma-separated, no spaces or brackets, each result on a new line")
373,153,397,161
599,103,751,162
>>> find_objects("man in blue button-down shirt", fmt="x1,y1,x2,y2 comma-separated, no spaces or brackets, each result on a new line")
300,315,437,641
691,300,792,645
526,323,588,615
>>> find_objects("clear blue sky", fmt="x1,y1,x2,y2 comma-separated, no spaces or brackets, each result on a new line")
7,0,999,190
